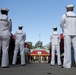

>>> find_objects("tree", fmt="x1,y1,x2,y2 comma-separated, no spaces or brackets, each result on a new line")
35,41,43,48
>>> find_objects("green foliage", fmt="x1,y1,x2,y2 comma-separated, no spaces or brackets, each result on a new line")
35,41,42,48
31,41,50,50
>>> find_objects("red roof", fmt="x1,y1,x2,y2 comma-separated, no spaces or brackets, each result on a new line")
30,50,50,56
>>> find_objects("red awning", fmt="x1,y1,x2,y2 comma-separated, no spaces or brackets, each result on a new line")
30,50,50,56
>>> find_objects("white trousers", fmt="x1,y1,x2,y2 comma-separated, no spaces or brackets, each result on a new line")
0,35,10,67
51,45,61,65
12,43,25,65
63,36,76,68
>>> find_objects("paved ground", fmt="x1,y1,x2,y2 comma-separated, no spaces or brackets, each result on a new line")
0,63,76,75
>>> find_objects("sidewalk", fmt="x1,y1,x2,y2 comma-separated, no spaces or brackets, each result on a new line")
0,63,76,75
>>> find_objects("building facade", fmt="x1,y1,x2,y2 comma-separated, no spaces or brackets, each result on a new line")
30,48,50,63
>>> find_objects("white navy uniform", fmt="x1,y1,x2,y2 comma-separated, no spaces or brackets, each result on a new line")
0,8,12,67
50,30,61,65
12,28,26,65
60,4,76,68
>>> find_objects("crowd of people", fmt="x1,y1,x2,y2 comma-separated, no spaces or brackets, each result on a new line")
0,4,76,69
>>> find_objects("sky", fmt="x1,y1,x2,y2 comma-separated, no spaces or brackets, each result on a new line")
0,0,76,46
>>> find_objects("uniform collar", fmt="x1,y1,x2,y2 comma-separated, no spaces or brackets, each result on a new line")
16,30,23,34
53,31,58,35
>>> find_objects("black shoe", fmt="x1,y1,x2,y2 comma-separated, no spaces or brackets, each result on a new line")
61,66,64,68
21,64,26,66
2,66,9,68
50,64,54,66
12,64,15,66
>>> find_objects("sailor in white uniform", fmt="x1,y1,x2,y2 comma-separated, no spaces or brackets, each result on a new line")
60,4,76,68
50,27,61,66
12,26,26,66
0,8,12,68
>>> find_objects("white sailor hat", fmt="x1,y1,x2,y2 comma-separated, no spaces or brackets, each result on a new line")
18,25,23,28
1,8,9,12
66,4,74,8
53,26,57,29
